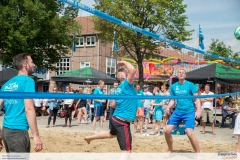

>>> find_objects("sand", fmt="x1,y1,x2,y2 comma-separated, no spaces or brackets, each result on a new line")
0,128,236,153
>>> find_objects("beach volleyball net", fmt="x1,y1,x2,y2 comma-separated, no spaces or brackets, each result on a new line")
1,0,240,103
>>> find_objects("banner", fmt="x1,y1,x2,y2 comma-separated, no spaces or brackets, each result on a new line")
134,62,208,79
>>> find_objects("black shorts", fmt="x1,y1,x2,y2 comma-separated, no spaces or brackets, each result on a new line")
77,103,86,109
110,116,132,151
102,105,107,111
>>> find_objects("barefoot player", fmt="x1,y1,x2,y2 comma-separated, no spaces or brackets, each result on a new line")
164,68,201,152
84,60,137,153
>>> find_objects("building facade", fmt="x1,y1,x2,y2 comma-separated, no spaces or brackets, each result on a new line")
0,16,200,92
47,16,116,92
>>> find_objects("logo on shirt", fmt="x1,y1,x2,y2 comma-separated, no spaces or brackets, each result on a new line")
4,82,18,91
175,90,187,95
175,86,179,91
115,88,122,94
5,99,17,105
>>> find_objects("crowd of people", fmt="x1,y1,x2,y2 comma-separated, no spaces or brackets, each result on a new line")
32,80,173,136
0,53,240,156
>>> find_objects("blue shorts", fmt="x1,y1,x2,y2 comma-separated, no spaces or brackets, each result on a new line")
167,111,195,129
94,106,104,117
144,108,150,118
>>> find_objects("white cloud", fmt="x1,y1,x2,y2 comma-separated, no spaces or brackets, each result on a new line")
225,39,240,52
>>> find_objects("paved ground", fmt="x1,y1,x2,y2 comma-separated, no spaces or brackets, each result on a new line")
0,115,236,143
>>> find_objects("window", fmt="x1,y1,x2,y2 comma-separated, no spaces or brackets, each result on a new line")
76,37,84,47
106,57,116,75
86,36,96,46
80,62,90,68
43,83,49,92
55,57,70,75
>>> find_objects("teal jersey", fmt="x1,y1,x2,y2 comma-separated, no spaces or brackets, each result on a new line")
170,80,198,114
113,79,137,122
93,87,104,106
136,90,144,108
1,75,35,130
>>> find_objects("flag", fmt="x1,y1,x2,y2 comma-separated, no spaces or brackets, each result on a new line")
72,35,76,52
73,43,76,52
199,25,204,50
113,31,118,52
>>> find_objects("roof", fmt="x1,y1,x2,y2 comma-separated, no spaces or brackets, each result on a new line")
159,47,198,62
74,16,199,62
74,16,100,35
51,67,117,84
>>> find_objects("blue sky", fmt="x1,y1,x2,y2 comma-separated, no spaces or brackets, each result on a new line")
79,0,240,53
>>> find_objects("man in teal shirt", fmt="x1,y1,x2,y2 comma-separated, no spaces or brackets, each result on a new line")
92,80,105,133
0,53,42,153
165,68,201,153
85,60,137,154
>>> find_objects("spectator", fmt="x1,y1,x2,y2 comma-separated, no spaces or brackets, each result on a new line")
92,80,105,133
90,89,95,122
63,86,74,127
46,88,60,128
86,88,92,123
102,88,108,122
143,85,153,131
42,98,49,116
219,96,236,129
34,99,43,116
72,89,79,120
58,87,64,110
107,82,119,130
76,88,88,124
134,84,145,134
200,84,215,135
150,87,163,136
160,84,170,129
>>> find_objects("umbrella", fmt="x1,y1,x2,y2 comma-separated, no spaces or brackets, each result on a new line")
0,68,37,86
0,68,18,86
51,67,118,85
173,63,240,84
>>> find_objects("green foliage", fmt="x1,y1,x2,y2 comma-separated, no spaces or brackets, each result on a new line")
0,0,81,71
93,0,193,86
205,39,240,66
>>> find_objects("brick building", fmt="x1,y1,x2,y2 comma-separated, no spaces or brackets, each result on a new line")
46,16,116,92
35,16,199,92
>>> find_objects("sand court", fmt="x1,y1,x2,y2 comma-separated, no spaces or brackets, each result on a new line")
0,116,237,153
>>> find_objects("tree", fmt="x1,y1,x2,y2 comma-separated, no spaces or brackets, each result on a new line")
93,0,193,87
204,39,240,66
0,0,81,71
